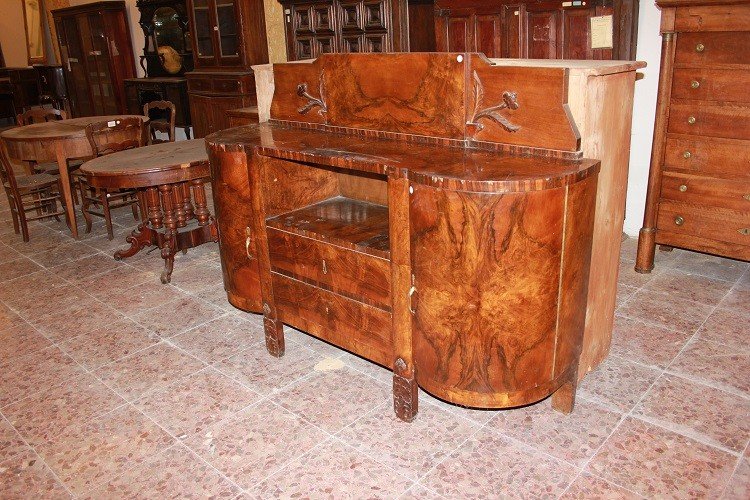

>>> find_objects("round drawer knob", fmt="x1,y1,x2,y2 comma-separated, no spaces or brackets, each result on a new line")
679,184,688,192
683,150,692,159
688,116,697,125
739,228,750,236
696,43,705,52
691,80,700,89
674,216,685,226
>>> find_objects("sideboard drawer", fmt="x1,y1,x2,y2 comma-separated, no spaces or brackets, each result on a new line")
268,228,391,310
213,78,243,94
675,32,750,65
272,273,392,367
668,102,750,140
675,4,750,32
657,201,750,246
664,135,750,178
660,172,750,212
672,68,750,103
187,78,212,92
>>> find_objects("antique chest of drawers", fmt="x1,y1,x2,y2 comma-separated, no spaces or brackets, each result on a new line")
636,0,750,270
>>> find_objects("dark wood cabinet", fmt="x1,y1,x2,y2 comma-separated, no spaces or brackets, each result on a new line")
124,77,192,136
52,1,137,117
185,0,268,137
0,68,40,114
434,0,639,60
278,0,429,59
34,65,69,113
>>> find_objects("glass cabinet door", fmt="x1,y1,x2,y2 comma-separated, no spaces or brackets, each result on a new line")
192,0,215,61
214,0,240,64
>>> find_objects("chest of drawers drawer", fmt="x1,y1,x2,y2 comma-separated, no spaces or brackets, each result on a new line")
657,200,750,247
660,172,750,212
267,228,391,310
664,135,750,178
272,273,392,367
675,32,750,65
672,68,750,103
668,102,750,140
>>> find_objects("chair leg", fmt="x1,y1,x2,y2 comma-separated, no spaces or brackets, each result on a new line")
15,195,30,242
101,190,114,240
80,184,93,234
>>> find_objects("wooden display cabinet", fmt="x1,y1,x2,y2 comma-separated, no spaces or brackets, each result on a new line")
52,1,136,117
185,0,269,137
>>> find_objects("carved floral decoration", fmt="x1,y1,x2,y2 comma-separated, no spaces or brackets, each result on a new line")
468,70,520,136
296,75,328,116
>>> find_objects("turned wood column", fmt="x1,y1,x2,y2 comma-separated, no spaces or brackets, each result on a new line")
191,179,211,226
159,183,178,283
636,31,677,273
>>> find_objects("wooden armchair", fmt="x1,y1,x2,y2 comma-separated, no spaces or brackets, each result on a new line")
75,117,146,239
0,143,66,242
143,100,176,144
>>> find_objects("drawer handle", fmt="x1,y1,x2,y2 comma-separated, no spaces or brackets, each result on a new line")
408,286,417,314
683,150,692,159
674,216,685,226
322,259,328,275
691,80,700,89
696,43,705,52
679,184,688,192
245,227,253,260
744,194,750,201
687,116,697,125
739,228,750,236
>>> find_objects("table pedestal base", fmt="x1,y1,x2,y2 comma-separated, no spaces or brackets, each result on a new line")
113,180,218,283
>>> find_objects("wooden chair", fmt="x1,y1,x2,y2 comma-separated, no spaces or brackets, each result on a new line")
143,100,176,144
16,107,70,176
0,143,66,242
74,117,146,240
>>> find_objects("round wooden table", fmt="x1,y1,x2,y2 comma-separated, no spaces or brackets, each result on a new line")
0,115,149,239
79,139,216,283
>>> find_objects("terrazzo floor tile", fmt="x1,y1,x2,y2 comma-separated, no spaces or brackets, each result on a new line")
249,438,415,499
488,397,623,467
642,268,735,305
216,342,323,395
634,374,750,452
3,372,125,447
608,314,692,369
193,284,237,312
171,314,263,364
673,252,749,282
186,400,328,490
94,342,205,400
0,450,71,499
577,355,661,412
723,458,750,500
338,400,478,480
0,417,29,464
0,347,84,407
77,266,159,299
695,308,750,352
587,417,737,499
49,254,128,282
169,262,223,293
82,444,240,499
418,389,501,426
337,349,393,384
57,319,161,370
560,473,643,499
718,288,750,317
421,427,578,499
284,327,350,358
619,289,715,334
400,485,445,500
34,405,174,495
0,257,43,282
132,295,225,338
617,260,660,288
135,367,260,440
615,284,638,308
107,283,188,316
26,242,99,268
29,299,125,343
669,339,750,397
0,321,52,361
274,366,391,433
1,283,89,318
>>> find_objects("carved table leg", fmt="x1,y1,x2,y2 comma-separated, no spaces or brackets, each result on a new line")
551,378,577,414
114,224,153,260
159,184,178,284
393,358,418,422
114,187,160,260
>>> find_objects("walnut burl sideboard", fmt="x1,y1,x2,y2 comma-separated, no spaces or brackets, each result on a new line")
207,53,642,421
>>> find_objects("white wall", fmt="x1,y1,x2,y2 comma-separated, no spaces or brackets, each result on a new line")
623,2,662,236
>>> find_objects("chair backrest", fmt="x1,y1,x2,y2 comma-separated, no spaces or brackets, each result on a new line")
0,143,19,194
143,100,176,142
16,107,67,126
85,117,147,157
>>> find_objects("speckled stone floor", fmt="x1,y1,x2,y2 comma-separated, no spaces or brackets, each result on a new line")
0,191,748,499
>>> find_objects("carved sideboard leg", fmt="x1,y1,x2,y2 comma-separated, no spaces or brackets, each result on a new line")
551,379,577,414
263,304,285,358
393,358,418,422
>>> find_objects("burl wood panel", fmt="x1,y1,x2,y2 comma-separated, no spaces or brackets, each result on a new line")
208,147,263,313
468,55,581,152
410,184,582,407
